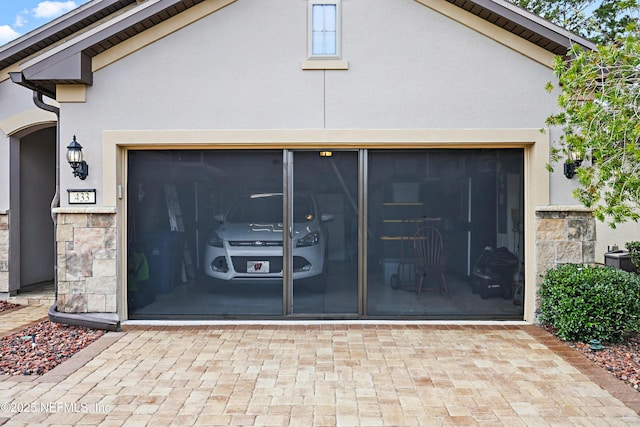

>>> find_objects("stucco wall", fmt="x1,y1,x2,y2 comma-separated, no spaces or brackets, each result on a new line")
90,0,559,128
59,0,563,206
0,79,35,209
0,79,36,123
0,132,8,211
0,78,58,210
596,221,640,263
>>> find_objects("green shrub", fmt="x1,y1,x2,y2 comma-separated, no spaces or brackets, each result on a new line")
625,241,640,272
539,264,640,343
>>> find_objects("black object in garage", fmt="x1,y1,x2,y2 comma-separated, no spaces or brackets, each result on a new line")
472,246,519,299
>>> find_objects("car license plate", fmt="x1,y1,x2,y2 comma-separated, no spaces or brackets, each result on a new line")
247,261,269,273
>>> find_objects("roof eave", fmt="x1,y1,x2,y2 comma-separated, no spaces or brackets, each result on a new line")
9,71,56,100
19,0,207,89
443,0,596,53
0,0,136,71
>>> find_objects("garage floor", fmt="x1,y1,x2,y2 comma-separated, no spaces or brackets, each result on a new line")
129,261,523,320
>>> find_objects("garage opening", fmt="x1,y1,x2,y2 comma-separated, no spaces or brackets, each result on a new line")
366,149,524,318
126,148,524,320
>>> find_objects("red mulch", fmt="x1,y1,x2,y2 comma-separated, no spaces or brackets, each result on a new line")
0,320,105,376
0,301,20,313
0,301,106,376
568,332,640,392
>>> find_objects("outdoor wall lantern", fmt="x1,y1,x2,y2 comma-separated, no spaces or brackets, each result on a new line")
66,135,88,180
563,149,582,179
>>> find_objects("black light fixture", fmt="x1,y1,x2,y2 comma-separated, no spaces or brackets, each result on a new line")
66,135,88,180
563,148,582,179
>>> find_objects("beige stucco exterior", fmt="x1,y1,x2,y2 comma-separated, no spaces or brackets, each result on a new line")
57,0,562,203
0,108,57,136
1,0,637,321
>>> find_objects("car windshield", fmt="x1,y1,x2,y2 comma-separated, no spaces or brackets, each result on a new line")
225,194,314,223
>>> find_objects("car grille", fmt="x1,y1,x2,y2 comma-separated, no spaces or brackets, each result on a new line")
229,241,282,247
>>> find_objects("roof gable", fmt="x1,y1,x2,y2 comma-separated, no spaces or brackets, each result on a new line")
5,0,595,98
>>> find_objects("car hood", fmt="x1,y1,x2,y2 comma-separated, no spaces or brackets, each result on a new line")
217,222,315,241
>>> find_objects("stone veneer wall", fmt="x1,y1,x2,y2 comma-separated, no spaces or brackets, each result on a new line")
0,211,7,293
535,205,596,311
55,208,117,313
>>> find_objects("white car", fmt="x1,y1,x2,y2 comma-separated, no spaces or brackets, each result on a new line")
204,193,331,285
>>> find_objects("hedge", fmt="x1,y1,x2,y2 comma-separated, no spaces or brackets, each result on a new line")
538,263,640,342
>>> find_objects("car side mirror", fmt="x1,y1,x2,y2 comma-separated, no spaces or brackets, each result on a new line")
320,214,334,223
214,213,225,223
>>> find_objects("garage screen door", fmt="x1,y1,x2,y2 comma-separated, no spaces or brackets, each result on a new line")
126,149,524,320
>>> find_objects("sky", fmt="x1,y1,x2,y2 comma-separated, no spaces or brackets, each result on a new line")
0,0,90,46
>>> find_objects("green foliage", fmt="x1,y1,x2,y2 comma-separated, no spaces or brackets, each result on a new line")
546,31,640,227
539,264,640,342
508,0,638,44
588,0,639,44
514,1,640,226
625,241,640,271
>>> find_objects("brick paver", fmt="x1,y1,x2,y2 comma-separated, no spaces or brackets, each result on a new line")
0,304,48,336
0,296,638,426
6,283,54,307
0,313,638,426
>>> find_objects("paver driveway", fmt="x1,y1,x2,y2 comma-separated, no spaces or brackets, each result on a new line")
0,306,639,426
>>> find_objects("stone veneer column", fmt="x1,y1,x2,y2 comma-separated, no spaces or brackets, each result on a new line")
535,206,596,307
54,207,117,313
0,211,8,294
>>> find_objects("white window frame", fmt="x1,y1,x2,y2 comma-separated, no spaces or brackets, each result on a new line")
308,0,341,60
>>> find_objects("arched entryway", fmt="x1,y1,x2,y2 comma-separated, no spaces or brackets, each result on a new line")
9,126,56,294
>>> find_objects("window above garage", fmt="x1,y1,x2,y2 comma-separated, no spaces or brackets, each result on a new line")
303,0,349,70
309,1,340,59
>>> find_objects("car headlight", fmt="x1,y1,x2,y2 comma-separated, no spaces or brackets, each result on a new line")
207,232,224,248
297,231,320,247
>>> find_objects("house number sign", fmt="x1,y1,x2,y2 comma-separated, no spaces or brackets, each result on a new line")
68,189,96,204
